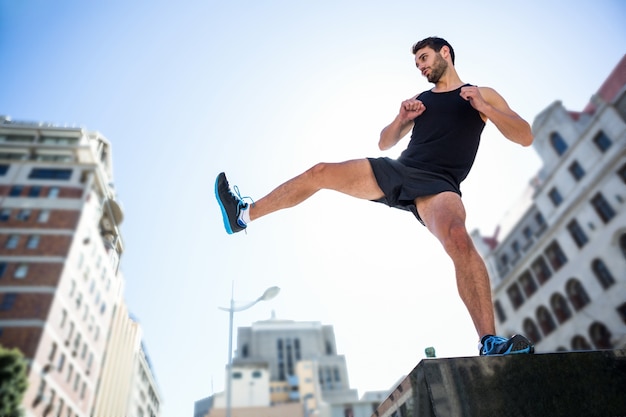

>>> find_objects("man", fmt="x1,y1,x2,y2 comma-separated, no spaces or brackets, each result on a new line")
215,37,535,356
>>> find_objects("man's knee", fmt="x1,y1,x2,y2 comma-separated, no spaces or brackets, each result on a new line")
440,222,474,255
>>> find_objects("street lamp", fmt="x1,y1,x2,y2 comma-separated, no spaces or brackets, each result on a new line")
219,283,280,417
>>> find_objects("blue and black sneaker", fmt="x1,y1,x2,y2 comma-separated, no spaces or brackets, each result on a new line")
479,334,534,356
214,172,252,234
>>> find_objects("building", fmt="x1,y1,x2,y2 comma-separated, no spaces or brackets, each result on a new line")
472,55,626,352
204,315,387,417
0,117,161,416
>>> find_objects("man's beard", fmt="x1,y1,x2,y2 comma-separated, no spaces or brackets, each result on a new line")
427,53,448,83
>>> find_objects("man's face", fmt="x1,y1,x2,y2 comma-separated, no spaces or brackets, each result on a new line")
415,46,448,83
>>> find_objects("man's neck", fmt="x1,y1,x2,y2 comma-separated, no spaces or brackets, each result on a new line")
432,70,464,92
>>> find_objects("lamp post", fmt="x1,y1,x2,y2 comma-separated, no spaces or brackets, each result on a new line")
219,283,280,417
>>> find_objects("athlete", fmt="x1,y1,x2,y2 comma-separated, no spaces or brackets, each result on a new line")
215,37,535,356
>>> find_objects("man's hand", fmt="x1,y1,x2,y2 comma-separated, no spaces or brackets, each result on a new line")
379,96,424,151
400,98,426,121
461,86,534,146
460,86,488,113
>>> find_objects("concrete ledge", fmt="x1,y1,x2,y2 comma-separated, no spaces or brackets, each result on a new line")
372,350,626,417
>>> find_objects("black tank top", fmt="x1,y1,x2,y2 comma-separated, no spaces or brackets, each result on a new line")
397,84,485,185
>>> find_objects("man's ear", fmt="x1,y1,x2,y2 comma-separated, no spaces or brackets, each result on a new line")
440,45,450,60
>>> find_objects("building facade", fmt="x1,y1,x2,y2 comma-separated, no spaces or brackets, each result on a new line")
472,55,626,352
204,315,385,417
0,117,161,416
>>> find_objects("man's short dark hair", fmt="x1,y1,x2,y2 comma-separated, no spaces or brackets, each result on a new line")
412,37,455,64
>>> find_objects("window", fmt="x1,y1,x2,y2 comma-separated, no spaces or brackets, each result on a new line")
591,193,615,223
494,300,506,323
568,161,585,181
14,264,28,279
5,235,19,249
37,210,50,223
620,234,626,259
545,241,567,271
535,212,546,231
26,235,40,249
566,279,590,311
48,187,60,198
537,306,556,336
512,240,521,255
0,209,10,221
617,302,626,324
58,353,66,372
41,136,79,145
523,318,542,343
0,293,17,311
48,342,57,362
571,335,592,351
592,131,612,152
589,322,612,349
3,135,34,143
0,262,6,278
550,293,572,323
16,209,31,221
28,168,72,180
9,185,23,196
566,219,588,248
507,283,524,310
0,165,8,175
591,259,615,289
550,132,568,156
519,271,538,297
531,256,552,284
548,188,563,207
618,163,626,183
28,186,41,197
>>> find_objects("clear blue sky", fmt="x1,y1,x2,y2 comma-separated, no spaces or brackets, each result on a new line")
2,1,625,416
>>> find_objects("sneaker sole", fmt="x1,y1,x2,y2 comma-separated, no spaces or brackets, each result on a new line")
504,336,535,355
214,176,234,234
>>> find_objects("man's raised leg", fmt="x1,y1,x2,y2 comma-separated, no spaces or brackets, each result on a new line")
215,159,384,234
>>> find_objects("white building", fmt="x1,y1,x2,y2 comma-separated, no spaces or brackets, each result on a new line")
472,55,626,352
204,315,386,417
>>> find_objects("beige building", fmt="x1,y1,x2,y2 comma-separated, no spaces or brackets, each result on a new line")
0,117,161,416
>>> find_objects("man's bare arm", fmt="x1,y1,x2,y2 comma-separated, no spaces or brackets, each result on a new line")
461,86,533,147
379,96,425,150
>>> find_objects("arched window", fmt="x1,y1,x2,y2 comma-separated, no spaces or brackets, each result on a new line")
537,306,557,335
591,258,615,289
531,256,552,284
550,132,568,156
589,322,612,349
550,293,572,323
519,271,538,297
566,279,590,311
620,233,626,259
523,318,542,343
571,335,592,351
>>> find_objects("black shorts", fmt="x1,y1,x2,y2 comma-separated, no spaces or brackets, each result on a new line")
367,157,461,226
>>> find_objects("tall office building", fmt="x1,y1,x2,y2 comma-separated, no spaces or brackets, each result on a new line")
472,55,626,351
0,117,161,416
206,315,384,417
